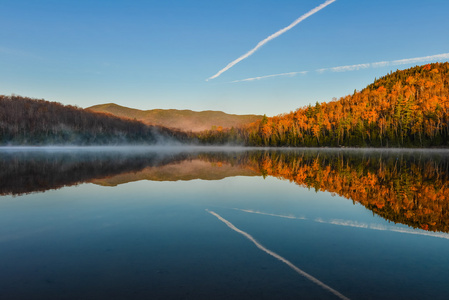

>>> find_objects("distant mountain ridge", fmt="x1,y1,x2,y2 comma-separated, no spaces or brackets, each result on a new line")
87,103,263,132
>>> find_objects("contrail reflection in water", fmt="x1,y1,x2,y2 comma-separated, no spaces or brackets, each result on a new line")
234,208,449,240
234,208,307,220
206,209,350,300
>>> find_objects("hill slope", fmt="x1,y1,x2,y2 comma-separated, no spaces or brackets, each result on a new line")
0,95,187,145
202,62,449,147
87,103,263,132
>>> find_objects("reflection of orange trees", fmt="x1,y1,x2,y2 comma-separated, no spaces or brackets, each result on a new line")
3,149,448,233
236,151,449,233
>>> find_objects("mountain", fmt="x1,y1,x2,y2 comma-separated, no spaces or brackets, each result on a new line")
87,103,263,132
200,62,449,147
0,95,188,145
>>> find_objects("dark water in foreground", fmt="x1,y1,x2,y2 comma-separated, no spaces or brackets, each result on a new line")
0,147,448,299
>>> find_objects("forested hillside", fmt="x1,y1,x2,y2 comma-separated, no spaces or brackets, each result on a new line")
3,63,449,147
199,62,449,147
88,103,262,132
0,95,187,145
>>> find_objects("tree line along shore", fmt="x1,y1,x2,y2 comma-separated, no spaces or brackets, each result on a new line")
1,62,448,147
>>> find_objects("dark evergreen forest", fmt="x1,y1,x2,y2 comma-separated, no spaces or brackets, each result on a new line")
0,95,188,145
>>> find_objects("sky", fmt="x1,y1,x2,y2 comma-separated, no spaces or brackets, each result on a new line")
1,0,448,116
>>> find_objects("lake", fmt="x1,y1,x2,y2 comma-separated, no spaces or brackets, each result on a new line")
1,147,448,299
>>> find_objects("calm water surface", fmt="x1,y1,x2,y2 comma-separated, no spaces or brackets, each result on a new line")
0,147,448,299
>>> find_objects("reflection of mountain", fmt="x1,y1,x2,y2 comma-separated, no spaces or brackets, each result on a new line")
0,150,191,196
91,159,258,186
0,149,258,196
1,148,448,233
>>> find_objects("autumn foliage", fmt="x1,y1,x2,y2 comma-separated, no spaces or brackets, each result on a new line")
199,62,449,147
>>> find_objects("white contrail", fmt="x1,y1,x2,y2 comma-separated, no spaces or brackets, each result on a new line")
321,53,449,73
231,52,449,83
207,209,350,300
233,208,449,240
391,53,449,65
229,71,308,83
329,63,370,72
206,0,337,81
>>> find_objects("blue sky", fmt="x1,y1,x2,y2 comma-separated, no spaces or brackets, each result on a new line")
1,0,448,116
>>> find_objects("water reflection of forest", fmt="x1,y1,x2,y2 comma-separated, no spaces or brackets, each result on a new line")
1,149,448,233
238,150,449,233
